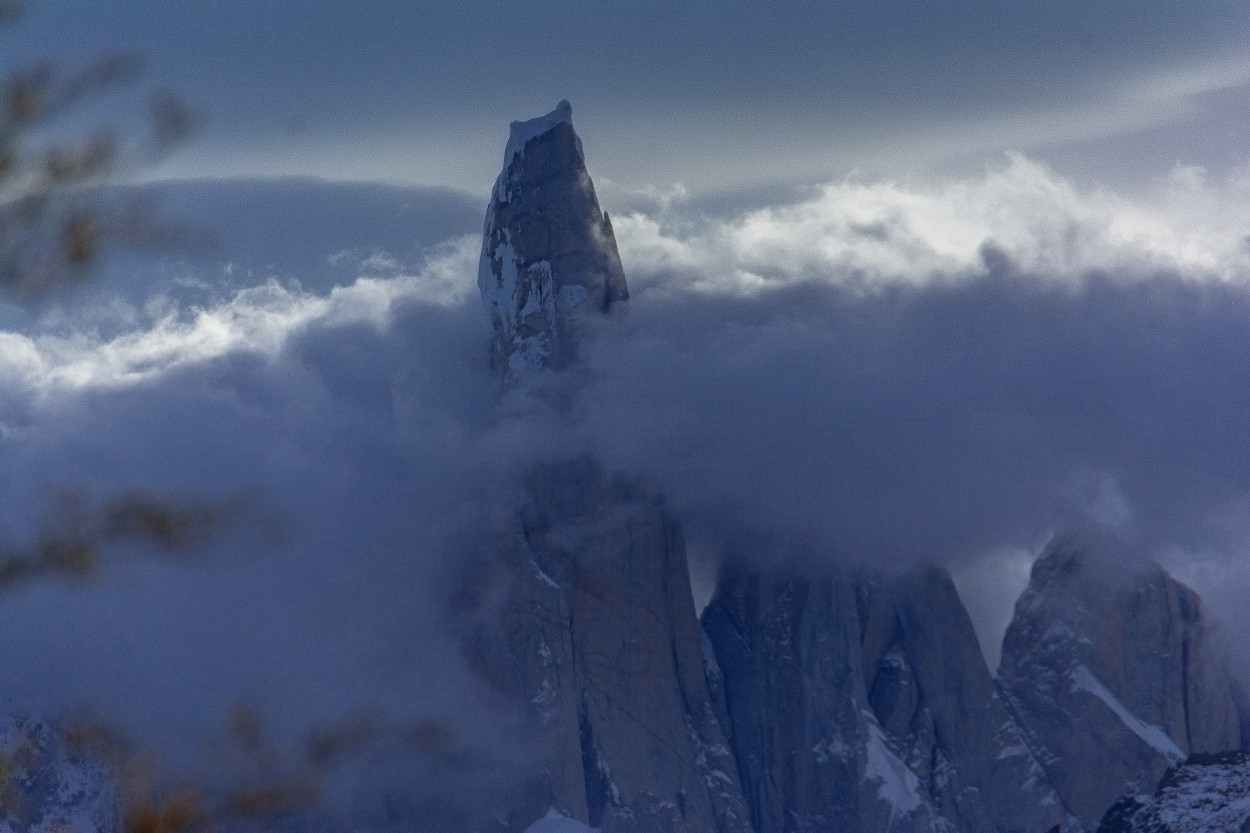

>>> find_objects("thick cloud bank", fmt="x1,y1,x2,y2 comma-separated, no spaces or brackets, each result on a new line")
0,157,1248,814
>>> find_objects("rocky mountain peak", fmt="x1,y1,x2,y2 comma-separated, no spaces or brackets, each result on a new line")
1021,530,1147,599
998,532,1244,830
463,107,750,833
477,100,629,380
463,104,1249,833
703,560,1073,833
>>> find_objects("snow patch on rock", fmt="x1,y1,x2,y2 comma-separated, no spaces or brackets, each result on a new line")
524,808,600,833
504,100,577,168
864,719,924,820
0,715,120,833
1071,665,1185,763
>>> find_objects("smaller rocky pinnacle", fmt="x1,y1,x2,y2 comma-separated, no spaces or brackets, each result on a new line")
477,100,629,380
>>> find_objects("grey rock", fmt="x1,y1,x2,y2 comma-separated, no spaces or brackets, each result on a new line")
463,104,751,833
704,560,1074,833
857,568,1075,833
477,100,628,380
702,562,952,833
998,532,1245,831
1096,751,1250,833
0,714,121,833
464,462,753,833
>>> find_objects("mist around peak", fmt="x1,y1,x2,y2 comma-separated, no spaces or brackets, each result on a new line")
1,149,1250,822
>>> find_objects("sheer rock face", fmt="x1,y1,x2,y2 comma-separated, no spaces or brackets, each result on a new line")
465,104,750,833
702,563,1073,833
477,100,628,379
702,564,949,833
857,569,1075,833
463,101,1250,833
998,533,1245,831
465,462,753,833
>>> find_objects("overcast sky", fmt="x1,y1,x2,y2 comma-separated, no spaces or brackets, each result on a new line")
3,2,1250,821
9,0,1250,194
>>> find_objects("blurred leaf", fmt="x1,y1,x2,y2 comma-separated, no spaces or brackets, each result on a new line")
103,492,228,552
60,714,135,768
406,718,455,753
4,62,50,127
126,789,206,833
42,131,117,184
306,714,377,765
0,490,264,592
148,90,198,153
224,779,318,820
35,534,99,577
0,11,194,295
0,141,14,180
225,702,267,756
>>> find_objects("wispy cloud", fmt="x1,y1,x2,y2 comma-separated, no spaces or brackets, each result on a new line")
613,155,1250,296
0,234,478,400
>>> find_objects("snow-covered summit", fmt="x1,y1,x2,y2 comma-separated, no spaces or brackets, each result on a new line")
503,99,577,168
477,100,628,381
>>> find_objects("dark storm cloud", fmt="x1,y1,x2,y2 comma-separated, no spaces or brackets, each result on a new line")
4,0,1249,819
578,272,1250,567
2,159,1250,814
0,281,549,822
577,156,1250,574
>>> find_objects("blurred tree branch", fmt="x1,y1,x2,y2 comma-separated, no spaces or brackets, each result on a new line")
0,0,198,295
0,7,380,832
0,490,254,591
0,2,224,598
54,704,462,833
